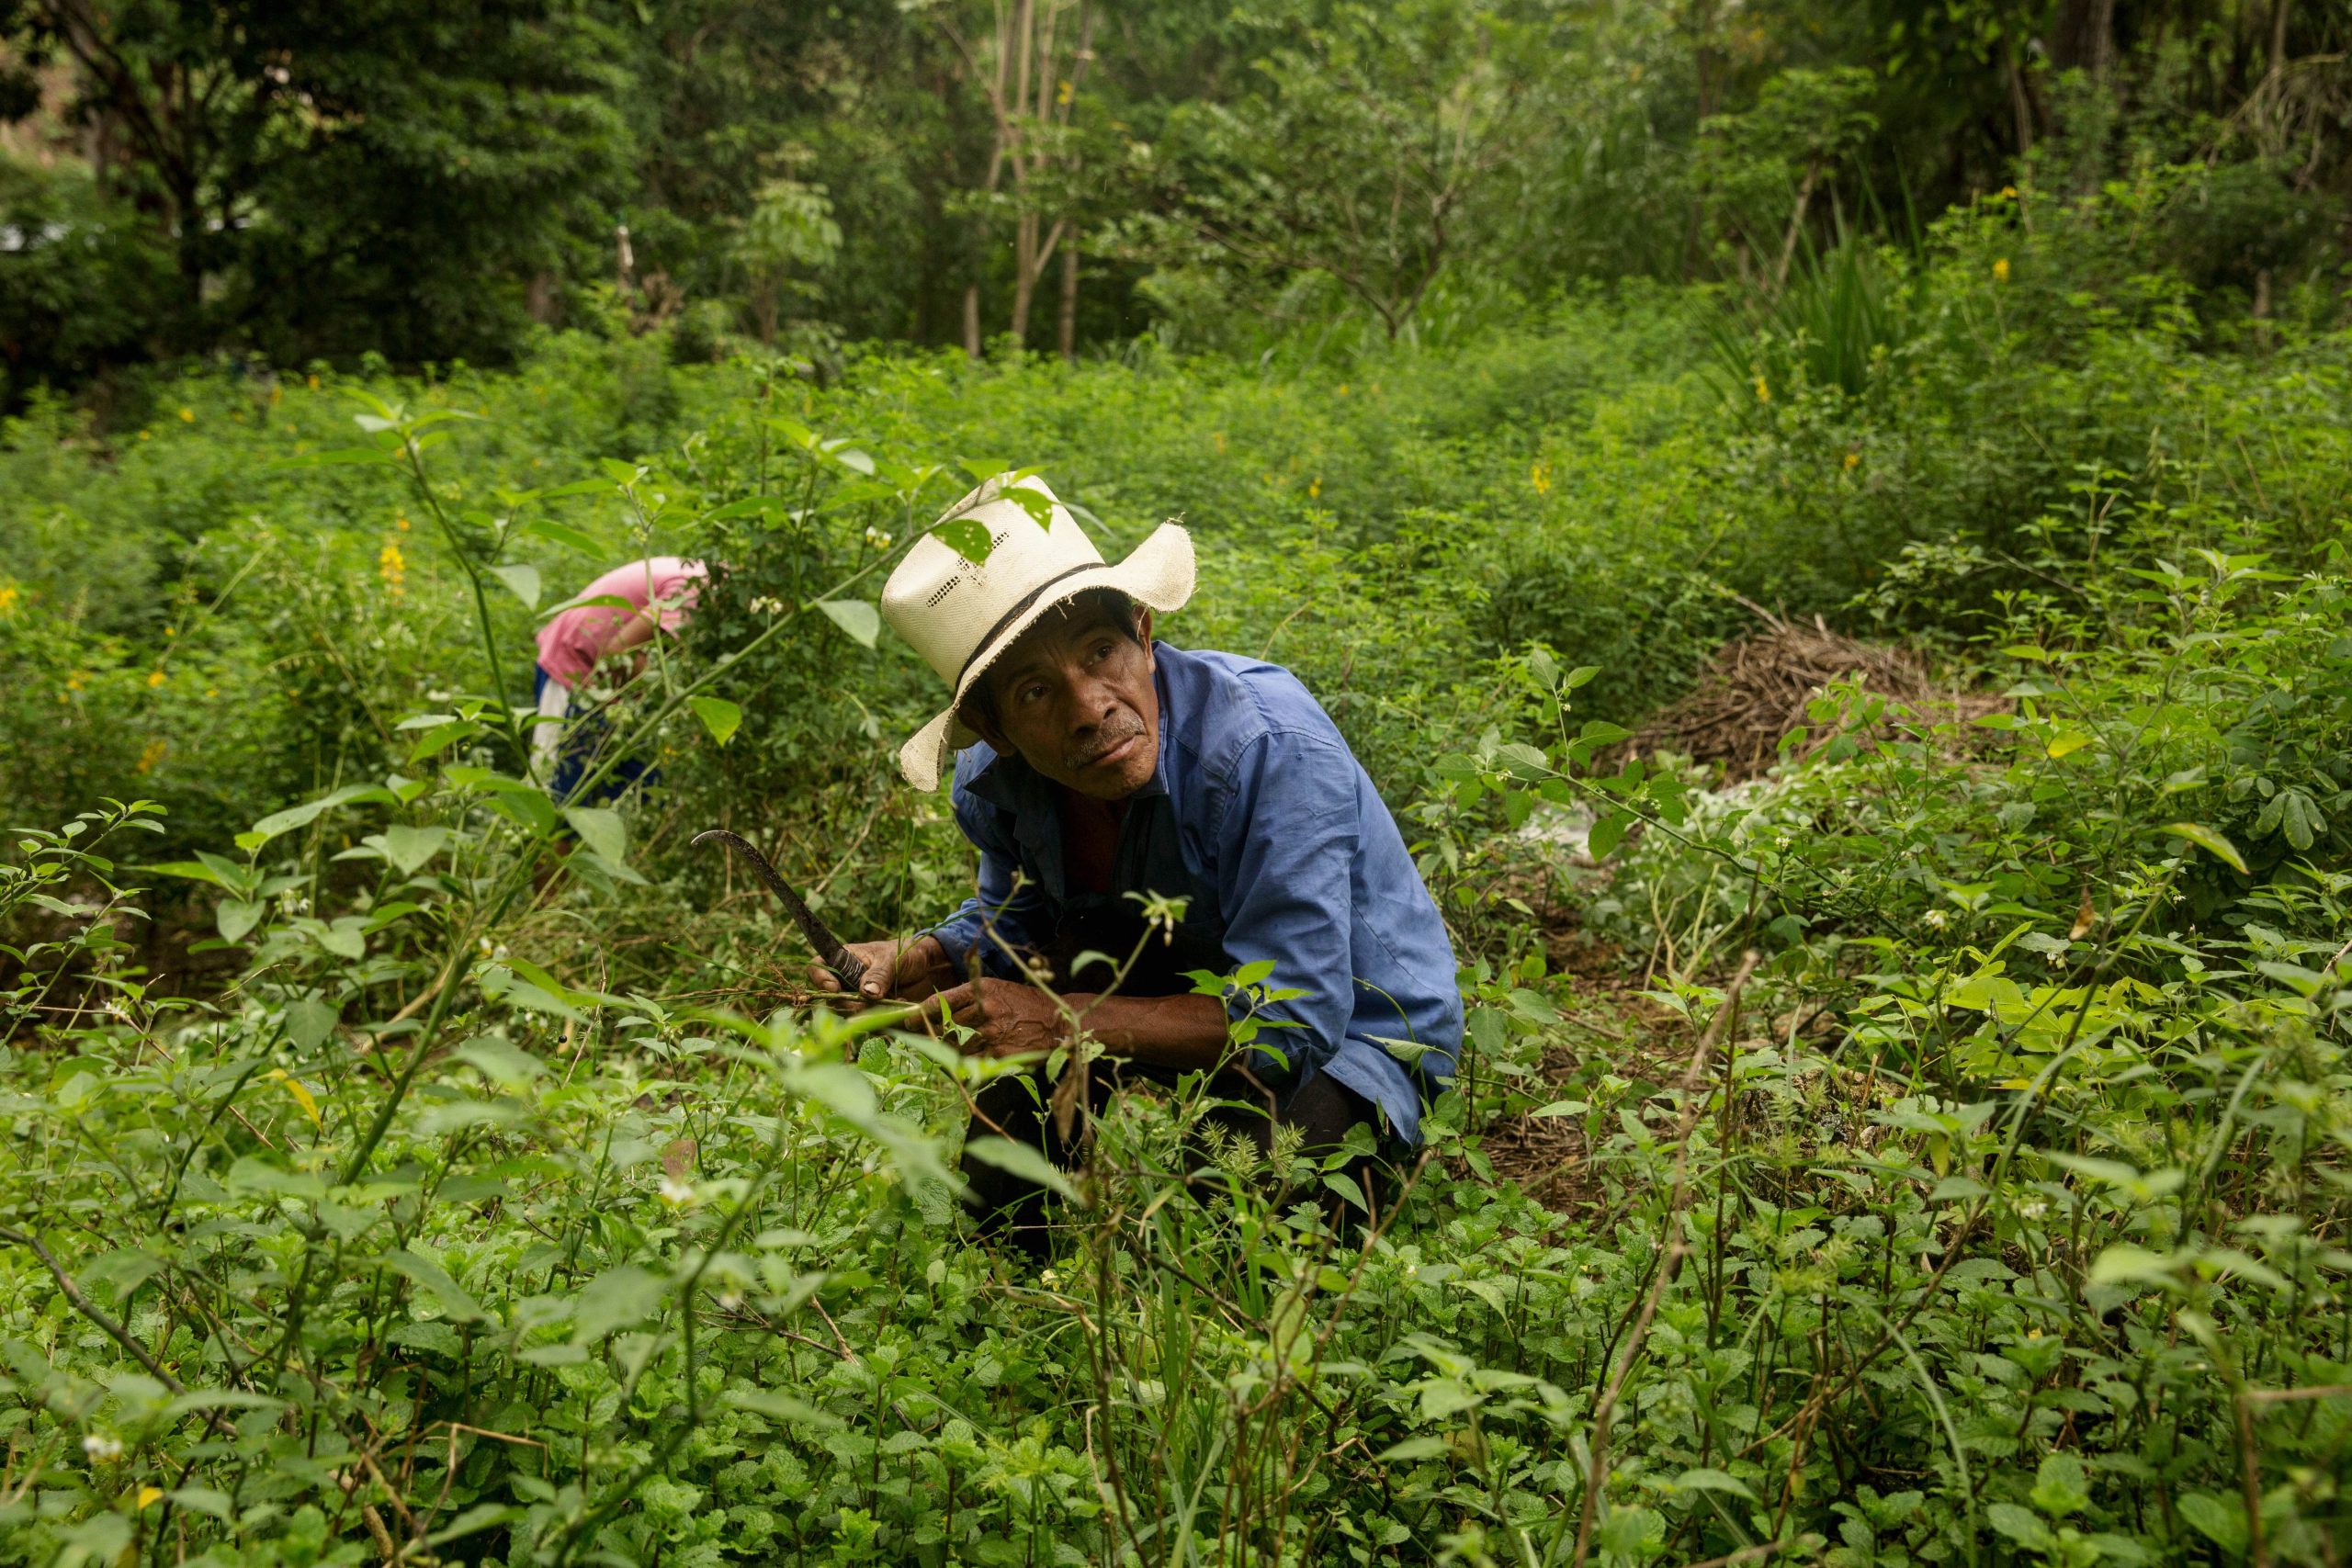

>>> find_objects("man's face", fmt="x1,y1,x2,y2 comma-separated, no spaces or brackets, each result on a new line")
968,603,1159,800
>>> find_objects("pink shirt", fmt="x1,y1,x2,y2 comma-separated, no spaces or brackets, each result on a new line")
535,558,707,689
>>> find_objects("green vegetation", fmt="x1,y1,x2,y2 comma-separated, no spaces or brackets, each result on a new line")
4,3,2352,1564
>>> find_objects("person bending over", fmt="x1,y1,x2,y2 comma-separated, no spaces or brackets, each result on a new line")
814,476,1461,1252
532,557,706,802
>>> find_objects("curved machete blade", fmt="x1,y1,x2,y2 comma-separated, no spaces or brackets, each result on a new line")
693,829,867,990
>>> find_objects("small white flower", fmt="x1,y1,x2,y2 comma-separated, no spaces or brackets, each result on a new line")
718,1289,744,1312
864,526,893,551
2046,947,2067,967
83,1433,124,1462
1923,909,1948,930
658,1176,697,1207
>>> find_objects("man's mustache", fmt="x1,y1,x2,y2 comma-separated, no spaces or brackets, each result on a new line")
1067,713,1147,769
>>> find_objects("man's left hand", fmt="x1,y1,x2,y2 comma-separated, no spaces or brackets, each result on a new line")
922,979,1069,1058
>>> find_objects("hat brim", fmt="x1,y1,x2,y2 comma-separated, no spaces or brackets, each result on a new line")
898,522,1195,790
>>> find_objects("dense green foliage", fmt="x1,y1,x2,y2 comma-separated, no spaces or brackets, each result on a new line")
6,0,2349,404
4,136,2351,1566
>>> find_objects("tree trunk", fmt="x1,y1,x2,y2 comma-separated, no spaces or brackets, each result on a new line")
1057,243,1079,362
1011,212,1037,344
2085,0,2116,80
962,284,981,358
2007,49,2037,157
1773,164,1819,293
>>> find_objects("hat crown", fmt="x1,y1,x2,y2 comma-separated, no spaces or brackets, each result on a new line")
881,476,1102,685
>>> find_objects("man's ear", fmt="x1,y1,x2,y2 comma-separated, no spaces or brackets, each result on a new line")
1136,606,1155,665
957,696,1009,756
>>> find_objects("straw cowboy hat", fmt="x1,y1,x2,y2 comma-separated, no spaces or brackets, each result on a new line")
881,474,1194,790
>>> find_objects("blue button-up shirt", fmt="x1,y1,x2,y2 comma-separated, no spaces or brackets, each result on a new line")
926,643,1462,1144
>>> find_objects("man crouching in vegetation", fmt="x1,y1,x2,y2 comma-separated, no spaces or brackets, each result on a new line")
811,475,1462,1253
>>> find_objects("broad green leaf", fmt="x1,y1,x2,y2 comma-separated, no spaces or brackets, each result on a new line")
515,517,604,554
285,998,339,1052
1985,1504,2052,1551
1588,811,1629,860
1673,1468,1758,1502
562,806,627,864
382,1248,489,1323
690,695,743,747
217,898,263,944
2176,1494,2247,1555
490,563,541,610
380,824,450,875
428,1505,523,1548
960,1135,1081,1202
142,860,229,888
572,1262,668,1339
1323,1170,1368,1213
933,516,994,563
1376,1437,1452,1462
249,784,390,846
2086,1245,2178,1289
454,1034,546,1088
2160,822,2248,874
816,598,881,649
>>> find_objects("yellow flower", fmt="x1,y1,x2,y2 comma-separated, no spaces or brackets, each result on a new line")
1057,78,1073,107
1530,458,1553,495
139,430,151,441
135,739,167,774
306,374,320,389
146,670,167,689
1307,476,1322,499
205,686,219,698
1754,374,1771,404
178,407,194,423
379,539,407,597
66,669,87,692
1337,383,1349,396
395,514,410,531
0,581,17,617
1994,257,2011,283
1999,185,2018,199
136,1485,164,1510
269,383,283,405
1843,451,1860,470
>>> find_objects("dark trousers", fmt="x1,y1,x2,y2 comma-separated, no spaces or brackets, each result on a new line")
957,893,1395,1256
960,1059,1388,1256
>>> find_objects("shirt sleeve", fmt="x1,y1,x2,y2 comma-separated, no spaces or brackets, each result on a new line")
925,791,1048,978
1205,729,1363,1081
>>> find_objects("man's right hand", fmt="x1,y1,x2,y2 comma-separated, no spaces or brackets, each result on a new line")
809,932,954,1007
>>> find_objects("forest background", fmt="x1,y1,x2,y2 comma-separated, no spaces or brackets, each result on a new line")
3,2,2352,1566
